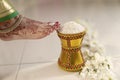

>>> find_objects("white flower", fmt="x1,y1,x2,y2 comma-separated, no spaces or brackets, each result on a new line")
77,22,117,80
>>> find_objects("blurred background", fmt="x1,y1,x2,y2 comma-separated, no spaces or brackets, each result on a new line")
0,0,120,80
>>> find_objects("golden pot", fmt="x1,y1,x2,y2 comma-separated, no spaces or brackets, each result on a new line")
57,31,86,72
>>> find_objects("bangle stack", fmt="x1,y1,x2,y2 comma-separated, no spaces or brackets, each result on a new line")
0,15,23,33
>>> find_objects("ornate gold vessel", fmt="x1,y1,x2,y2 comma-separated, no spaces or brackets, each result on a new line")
57,31,86,72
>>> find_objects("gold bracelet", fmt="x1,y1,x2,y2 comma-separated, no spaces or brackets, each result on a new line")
0,15,23,33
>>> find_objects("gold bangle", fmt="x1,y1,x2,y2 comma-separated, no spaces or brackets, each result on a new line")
0,0,18,21
0,15,23,33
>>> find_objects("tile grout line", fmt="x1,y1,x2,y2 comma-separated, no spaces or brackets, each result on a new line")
15,40,28,80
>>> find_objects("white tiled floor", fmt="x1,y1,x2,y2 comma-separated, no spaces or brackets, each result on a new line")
12,62,77,80
0,65,18,80
0,0,120,80
0,40,26,65
21,32,61,64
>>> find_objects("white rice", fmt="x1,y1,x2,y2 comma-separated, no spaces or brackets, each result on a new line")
59,21,85,34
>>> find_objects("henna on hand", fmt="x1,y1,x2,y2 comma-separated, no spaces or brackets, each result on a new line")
0,15,60,41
